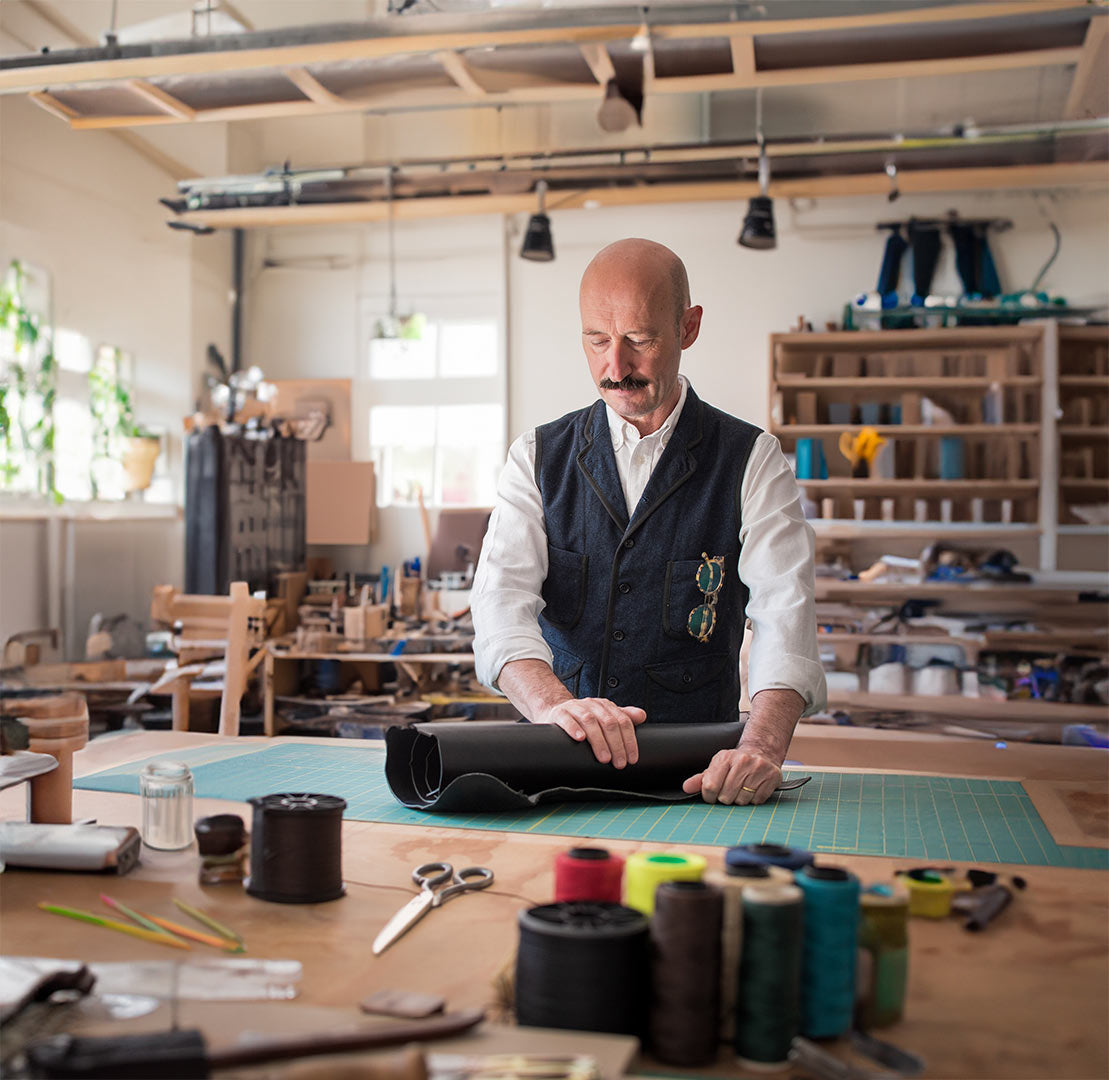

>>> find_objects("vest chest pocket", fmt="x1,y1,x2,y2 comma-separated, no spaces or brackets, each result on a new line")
540,545,588,630
663,557,717,640
644,653,730,723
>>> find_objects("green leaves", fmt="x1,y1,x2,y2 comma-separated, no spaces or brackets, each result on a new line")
0,258,58,499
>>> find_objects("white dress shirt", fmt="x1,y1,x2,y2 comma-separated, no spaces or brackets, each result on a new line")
471,376,827,717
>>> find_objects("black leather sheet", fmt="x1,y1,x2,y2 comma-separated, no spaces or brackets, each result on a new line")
384,720,748,812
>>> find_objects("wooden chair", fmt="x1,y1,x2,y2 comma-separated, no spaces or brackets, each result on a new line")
149,582,266,735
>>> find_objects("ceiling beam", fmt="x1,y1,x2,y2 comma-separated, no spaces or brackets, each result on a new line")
43,44,1083,131
173,161,1107,230
0,2,1081,94
579,43,615,86
434,50,488,96
284,66,346,106
126,79,195,120
1064,14,1109,119
28,90,80,122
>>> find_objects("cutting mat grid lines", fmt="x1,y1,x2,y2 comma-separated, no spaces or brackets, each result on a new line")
75,743,1108,869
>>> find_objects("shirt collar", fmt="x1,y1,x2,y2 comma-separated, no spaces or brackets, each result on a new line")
606,375,689,452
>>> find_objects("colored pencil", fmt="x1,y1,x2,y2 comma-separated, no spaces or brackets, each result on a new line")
100,893,180,939
172,898,244,945
39,903,191,950
136,909,245,953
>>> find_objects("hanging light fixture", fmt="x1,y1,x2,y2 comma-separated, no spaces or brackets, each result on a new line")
375,166,425,339
738,89,776,251
520,179,555,262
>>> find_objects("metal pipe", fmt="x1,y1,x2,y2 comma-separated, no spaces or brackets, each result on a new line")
231,228,243,373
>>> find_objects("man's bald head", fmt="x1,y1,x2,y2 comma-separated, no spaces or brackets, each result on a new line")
580,238,691,330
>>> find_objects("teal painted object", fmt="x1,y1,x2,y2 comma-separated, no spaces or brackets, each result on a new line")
75,744,1109,869
795,865,861,1039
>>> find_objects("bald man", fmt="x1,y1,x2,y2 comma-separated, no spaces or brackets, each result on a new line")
472,239,825,806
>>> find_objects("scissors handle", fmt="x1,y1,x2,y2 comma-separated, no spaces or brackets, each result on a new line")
435,866,495,906
413,861,453,888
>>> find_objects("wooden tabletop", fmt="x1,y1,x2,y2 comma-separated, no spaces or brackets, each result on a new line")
1,726,1106,1079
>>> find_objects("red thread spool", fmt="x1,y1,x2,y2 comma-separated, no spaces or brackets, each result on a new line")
555,847,624,903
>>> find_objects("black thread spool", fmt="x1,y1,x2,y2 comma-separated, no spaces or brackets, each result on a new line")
515,902,649,1037
649,880,724,1066
245,793,346,903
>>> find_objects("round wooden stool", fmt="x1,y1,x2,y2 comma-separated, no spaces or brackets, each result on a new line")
0,693,90,824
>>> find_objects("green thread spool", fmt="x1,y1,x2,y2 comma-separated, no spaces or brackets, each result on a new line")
857,883,910,1029
735,882,804,1070
704,863,794,1042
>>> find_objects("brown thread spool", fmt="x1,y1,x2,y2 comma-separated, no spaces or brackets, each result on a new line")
648,880,724,1066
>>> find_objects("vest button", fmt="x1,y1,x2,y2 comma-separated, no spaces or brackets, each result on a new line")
612,630,624,641
607,676,619,688
682,672,693,684
618,582,631,594
623,538,635,549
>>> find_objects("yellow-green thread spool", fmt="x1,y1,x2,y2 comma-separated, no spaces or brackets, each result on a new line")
624,852,706,915
857,883,910,1029
898,869,954,918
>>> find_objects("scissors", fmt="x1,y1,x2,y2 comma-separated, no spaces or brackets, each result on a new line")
372,861,495,956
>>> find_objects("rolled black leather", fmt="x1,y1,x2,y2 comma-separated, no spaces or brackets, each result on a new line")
384,720,745,811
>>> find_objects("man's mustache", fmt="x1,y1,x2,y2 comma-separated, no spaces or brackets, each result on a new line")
600,375,650,391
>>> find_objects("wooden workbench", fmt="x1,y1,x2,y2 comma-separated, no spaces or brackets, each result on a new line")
1,726,1106,1079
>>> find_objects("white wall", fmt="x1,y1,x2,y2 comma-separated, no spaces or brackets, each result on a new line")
507,187,1109,438
0,93,230,652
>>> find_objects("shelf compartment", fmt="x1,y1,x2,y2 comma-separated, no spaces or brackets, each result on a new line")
776,376,1041,389
775,424,1040,437
825,691,1109,723
798,480,1038,495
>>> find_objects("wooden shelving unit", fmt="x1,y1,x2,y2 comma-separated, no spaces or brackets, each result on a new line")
1057,326,1109,529
771,326,1109,730
771,326,1047,536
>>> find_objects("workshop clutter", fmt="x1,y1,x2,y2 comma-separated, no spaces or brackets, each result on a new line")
511,841,1024,1071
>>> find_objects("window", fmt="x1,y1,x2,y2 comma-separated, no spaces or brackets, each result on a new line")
362,309,505,508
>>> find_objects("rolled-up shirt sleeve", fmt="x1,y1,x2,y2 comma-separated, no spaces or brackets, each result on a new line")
739,432,827,716
471,430,553,690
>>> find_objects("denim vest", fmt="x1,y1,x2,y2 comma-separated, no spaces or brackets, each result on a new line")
535,385,762,724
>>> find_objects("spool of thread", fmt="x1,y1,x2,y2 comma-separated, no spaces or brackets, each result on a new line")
735,883,804,1069
195,814,245,856
857,883,910,1029
648,881,724,1066
554,847,624,903
515,902,649,1036
726,843,814,873
899,868,955,918
796,864,861,1040
623,852,706,915
245,793,346,904
704,863,794,1041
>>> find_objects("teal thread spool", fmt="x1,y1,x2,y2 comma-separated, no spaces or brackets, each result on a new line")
734,882,804,1069
796,864,861,1039
857,883,910,1029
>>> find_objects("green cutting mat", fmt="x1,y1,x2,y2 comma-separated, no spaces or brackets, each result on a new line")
75,741,1107,869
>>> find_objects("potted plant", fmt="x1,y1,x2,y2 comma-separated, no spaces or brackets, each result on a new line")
121,426,161,493
89,346,160,496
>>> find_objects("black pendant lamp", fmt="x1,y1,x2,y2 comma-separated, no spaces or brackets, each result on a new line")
520,180,554,262
738,89,776,251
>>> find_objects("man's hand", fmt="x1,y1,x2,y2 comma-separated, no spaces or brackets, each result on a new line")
682,747,782,805
536,698,646,769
